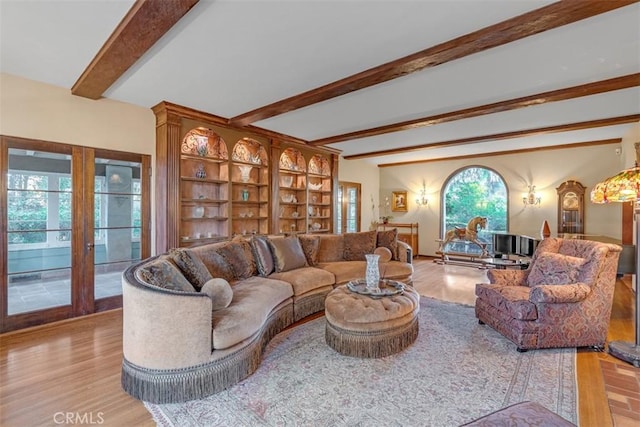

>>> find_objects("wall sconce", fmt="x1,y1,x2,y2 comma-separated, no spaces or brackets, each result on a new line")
416,181,428,206
522,185,541,207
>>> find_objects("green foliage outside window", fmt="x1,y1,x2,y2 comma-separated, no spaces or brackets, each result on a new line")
443,167,507,252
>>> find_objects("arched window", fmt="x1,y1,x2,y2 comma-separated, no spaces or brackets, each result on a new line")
442,166,508,254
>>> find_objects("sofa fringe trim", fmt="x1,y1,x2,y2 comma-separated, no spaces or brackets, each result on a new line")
325,316,419,358
293,293,328,322
121,304,294,403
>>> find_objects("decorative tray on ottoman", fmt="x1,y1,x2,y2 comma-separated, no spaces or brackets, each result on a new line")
346,279,405,298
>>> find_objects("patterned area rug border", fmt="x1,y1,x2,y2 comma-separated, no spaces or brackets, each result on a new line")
145,297,577,426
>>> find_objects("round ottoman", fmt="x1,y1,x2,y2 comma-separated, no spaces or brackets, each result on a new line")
324,284,420,358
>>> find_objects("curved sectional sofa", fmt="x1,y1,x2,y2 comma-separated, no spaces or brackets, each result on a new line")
121,229,413,403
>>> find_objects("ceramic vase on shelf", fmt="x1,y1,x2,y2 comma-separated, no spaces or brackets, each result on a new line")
365,253,380,291
195,164,206,179
238,165,253,183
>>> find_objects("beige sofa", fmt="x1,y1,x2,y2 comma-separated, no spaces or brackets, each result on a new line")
121,229,412,403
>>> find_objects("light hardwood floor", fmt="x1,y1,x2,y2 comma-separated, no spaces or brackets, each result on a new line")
0,257,635,426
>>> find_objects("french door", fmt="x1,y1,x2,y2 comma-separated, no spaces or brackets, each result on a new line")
0,136,150,332
337,181,361,233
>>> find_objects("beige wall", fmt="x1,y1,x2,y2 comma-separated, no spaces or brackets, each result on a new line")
373,144,625,256
1,73,157,250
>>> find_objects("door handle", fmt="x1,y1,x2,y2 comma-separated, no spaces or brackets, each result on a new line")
87,243,95,250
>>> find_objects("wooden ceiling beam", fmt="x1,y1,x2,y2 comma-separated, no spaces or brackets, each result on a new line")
343,114,640,160
71,0,199,99
313,73,640,147
378,139,623,168
229,0,637,127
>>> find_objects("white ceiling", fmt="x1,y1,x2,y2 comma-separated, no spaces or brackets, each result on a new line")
1,0,639,165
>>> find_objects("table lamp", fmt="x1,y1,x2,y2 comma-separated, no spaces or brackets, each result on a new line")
590,160,640,367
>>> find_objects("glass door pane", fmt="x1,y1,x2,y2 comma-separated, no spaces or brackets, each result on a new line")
93,158,143,301
6,148,73,314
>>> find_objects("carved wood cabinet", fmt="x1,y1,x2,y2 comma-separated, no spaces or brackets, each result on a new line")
153,101,339,253
556,180,586,234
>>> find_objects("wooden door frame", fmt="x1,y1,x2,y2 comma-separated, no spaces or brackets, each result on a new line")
338,181,361,233
0,136,151,332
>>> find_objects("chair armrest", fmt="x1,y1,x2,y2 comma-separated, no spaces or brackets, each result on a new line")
529,283,591,304
487,269,527,286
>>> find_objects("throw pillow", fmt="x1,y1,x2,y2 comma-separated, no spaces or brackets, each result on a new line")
169,249,213,290
200,278,233,311
376,228,399,260
298,234,320,266
217,240,254,280
268,236,308,272
374,246,393,263
343,230,377,261
196,249,235,282
527,252,585,287
136,258,196,292
250,235,275,276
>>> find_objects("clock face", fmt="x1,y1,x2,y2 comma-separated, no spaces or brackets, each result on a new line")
563,192,579,210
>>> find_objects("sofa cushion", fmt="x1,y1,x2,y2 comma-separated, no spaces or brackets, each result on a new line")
136,258,196,292
298,234,320,266
320,261,366,285
268,236,308,272
169,248,213,290
200,278,233,311
211,277,293,350
250,235,275,276
317,235,345,263
269,266,335,296
376,228,399,260
527,252,585,287
343,230,377,261
374,246,393,263
217,238,257,280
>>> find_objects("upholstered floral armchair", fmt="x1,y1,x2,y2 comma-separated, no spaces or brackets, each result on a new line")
475,238,622,351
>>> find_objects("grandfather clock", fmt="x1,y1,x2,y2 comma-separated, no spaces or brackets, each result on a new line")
556,180,586,234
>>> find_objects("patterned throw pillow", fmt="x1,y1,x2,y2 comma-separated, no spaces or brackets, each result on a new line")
343,230,377,261
268,236,308,272
137,258,196,292
217,240,254,280
527,252,585,287
200,278,233,311
298,234,320,266
250,235,275,276
196,249,235,282
169,249,213,290
376,228,398,260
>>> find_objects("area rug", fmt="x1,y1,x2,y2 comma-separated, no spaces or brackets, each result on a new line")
145,297,577,426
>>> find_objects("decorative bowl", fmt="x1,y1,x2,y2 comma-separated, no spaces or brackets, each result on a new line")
194,207,205,218
308,182,322,191
280,175,293,187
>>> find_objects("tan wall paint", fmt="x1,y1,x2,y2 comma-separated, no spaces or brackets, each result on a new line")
375,144,625,256
0,73,157,251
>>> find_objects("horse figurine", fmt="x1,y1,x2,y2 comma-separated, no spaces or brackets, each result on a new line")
440,216,489,256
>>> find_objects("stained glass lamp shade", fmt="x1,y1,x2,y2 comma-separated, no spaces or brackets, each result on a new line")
590,164,640,367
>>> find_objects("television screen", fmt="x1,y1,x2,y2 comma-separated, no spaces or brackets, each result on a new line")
493,233,518,255
517,236,539,257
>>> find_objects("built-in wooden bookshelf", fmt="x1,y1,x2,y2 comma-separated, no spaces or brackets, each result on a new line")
153,102,339,252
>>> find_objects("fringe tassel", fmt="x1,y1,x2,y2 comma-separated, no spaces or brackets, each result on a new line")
293,293,328,322
325,317,419,358
122,304,294,404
